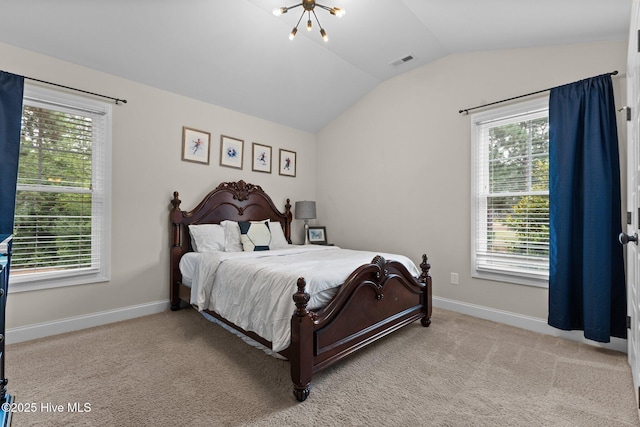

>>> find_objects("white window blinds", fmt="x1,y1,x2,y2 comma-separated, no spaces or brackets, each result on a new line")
10,85,111,290
471,98,549,286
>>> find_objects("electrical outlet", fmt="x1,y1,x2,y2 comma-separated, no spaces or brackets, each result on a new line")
450,272,459,285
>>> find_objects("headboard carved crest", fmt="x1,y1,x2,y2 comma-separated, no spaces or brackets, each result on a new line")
216,180,264,202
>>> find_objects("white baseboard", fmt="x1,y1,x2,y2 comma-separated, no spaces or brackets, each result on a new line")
6,297,628,353
6,300,170,344
433,296,628,353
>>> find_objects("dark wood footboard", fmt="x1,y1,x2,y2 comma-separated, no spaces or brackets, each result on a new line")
288,254,432,401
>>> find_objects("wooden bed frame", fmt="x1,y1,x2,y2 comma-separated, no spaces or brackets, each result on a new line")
169,180,432,401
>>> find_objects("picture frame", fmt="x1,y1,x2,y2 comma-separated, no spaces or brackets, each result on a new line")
279,149,296,177
308,226,327,245
182,127,211,164
252,142,272,173
220,135,244,169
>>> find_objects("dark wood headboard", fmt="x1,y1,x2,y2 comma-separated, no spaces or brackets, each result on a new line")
169,180,292,307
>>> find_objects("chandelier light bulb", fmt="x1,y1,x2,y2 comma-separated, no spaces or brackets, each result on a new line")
273,7,287,16
289,27,298,40
330,7,345,18
320,28,328,42
307,19,312,31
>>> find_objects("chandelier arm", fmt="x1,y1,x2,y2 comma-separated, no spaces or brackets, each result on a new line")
294,10,305,29
286,3,304,11
315,4,333,12
311,10,323,28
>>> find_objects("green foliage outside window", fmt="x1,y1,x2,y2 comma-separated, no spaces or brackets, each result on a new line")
486,118,549,258
12,106,94,274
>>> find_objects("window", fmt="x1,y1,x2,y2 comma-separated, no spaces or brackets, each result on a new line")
471,98,549,287
10,85,111,291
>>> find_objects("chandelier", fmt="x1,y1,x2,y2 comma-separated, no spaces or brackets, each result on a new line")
273,0,345,42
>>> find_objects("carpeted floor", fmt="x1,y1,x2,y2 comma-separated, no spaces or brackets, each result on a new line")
4,308,639,426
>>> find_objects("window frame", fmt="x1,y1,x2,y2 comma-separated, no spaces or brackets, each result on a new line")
9,84,112,293
470,97,549,288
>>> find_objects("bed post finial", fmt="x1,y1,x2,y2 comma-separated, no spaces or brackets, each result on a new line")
170,192,184,248
293,277,310,316
419,254,431,283
171,191,181,210
419,254,432,327
291,277,312,402
285,199,293,243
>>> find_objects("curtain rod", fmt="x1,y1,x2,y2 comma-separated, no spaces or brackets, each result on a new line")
458,70,618,115
23,75,127,105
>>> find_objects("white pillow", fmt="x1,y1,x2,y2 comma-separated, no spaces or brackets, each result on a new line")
238,220,271,251
188,224,225,252
269,221,289,249
221,220,243,252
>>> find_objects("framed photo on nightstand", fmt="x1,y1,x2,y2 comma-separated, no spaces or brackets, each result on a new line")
308,226,327,245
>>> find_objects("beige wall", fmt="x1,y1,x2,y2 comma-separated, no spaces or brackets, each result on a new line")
316,40,628,320
0,42,317,329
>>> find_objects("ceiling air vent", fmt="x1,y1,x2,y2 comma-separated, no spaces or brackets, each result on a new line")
389,55,414,67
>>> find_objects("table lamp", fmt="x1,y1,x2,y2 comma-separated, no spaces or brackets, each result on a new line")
295,201,316,244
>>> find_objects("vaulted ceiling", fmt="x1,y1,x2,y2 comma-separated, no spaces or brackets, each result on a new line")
0,0,631,132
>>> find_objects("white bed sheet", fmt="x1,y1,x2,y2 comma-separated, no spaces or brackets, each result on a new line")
180,245,421,352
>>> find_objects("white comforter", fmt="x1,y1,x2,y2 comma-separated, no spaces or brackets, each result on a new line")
185,245,420,352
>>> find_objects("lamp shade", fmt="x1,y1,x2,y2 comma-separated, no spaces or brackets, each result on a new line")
295,201,316,220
